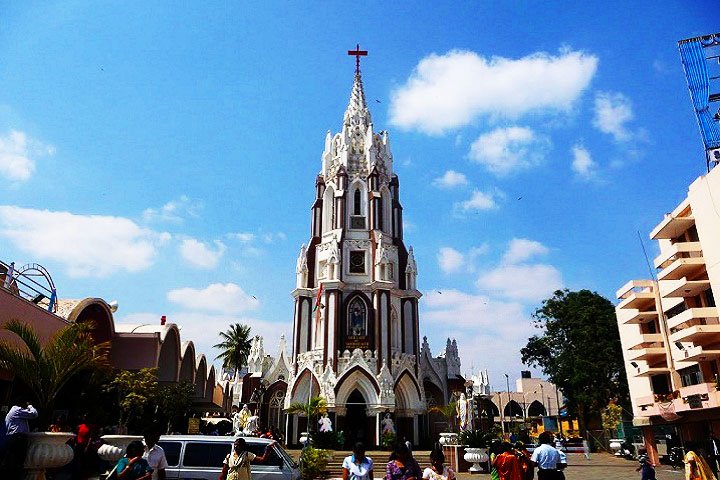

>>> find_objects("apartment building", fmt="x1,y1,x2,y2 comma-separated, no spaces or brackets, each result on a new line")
616,164,720,463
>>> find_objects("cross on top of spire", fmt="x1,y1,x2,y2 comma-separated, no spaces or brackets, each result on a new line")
347,44,368,74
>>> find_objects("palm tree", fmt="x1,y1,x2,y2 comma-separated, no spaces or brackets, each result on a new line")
429,400,458,432
286,396,328,433
213,323,253,376
0,319,110,427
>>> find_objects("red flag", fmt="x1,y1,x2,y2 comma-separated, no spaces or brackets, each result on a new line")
313,283,324,312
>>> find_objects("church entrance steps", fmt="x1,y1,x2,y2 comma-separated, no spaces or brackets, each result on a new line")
287,450,432,478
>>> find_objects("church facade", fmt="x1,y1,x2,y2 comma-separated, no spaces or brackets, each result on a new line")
281,65,463,447
223,62,465,448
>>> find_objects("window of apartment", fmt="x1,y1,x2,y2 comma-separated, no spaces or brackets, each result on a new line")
666,302,687,320
679,364,703,387
650,374,671,395
349,251,365,274
706,289,716,308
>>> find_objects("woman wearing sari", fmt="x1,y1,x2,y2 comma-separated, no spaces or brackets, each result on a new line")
685,449,717,480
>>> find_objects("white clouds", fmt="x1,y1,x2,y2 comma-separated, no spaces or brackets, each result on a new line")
454,189,502,213
593,92,634,142
0,130,55,181
468,126,551,175
167,282,260,314
0,205,169,277
422,290,533,377
502,238,549,264
437,247,465,274
142,195,202,223
476,264,563,302
437,244,489,274
571,145,598,180
229,232,256,243
433,170,468,189
389,49,598,134
476,238,563,302
179,238,226,269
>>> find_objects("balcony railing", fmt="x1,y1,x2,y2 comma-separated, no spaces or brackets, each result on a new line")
654,242,703,269
0,260,57,312
657,257,706,281
666,307,719,330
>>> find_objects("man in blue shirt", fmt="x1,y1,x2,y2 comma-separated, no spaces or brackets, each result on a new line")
531,432,567,479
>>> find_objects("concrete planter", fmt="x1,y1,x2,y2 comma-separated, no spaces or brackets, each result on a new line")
98,434,143,463
438,432,458,445
23,432,75,480
463,447,489,474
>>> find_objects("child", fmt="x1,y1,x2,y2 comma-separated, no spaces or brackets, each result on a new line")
636,448,657,480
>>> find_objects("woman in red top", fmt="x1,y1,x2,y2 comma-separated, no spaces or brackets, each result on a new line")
491,443,524,480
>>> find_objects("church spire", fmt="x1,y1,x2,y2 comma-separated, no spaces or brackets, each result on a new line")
344,44,372,128
343,71,372,128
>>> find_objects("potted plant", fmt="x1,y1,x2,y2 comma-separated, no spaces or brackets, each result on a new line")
429,401,459,445
459,430,496,473
286,396,328,444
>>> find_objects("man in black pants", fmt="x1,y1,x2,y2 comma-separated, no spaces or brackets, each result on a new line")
531,431,567,479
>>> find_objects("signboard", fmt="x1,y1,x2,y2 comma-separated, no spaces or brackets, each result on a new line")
188,417,200,434
346,336,369,350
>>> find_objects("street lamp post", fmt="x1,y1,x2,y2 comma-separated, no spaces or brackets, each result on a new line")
504,374,510,436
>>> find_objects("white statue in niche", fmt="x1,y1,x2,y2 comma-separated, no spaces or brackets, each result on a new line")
456,393,471,432
318,413,333,432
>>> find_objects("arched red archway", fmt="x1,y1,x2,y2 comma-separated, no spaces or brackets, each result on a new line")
194,355,207,399
157,326,180,382
68,299,115,345
262,380,288,431
179,341,196,384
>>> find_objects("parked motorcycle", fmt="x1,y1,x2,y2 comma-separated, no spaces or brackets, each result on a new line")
669,446,685,470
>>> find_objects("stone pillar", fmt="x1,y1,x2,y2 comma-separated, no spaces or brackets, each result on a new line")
642,425,659,467
376,412,381,447
413,415,420,446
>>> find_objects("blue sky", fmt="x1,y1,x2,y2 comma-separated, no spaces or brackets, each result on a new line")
1,1,718,390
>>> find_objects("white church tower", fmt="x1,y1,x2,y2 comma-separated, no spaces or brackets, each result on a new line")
285,50,426,447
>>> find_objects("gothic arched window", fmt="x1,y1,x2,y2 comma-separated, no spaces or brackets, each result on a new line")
268,390,286,429
348,297,367,336
354,188,361,215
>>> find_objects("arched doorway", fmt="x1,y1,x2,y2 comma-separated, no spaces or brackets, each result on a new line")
345,389,368,447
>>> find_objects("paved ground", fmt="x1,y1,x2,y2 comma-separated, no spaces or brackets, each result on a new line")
454,453,685,480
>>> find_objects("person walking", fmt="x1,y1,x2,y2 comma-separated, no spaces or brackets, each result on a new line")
115,440,153,480
143,429,168,480
488,440,502,480
385,443,422,480
514,441,534,480
219,437,275,480
492,442,523,480
342,442,374,480
636,448,657,480
531,432,566,480
422,446,455,480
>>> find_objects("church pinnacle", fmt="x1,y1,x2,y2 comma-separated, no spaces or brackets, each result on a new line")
344,44,372,128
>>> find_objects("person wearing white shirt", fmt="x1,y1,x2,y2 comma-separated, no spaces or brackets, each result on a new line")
531,432,566,479
342,442,373,480
143,430,168,480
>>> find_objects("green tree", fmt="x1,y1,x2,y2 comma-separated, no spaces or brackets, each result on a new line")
105,368,159,432
156,381,195,434
286,396,328,433
601,402,623,436
521,289,629,432
0,319,110,427
213,324,253,376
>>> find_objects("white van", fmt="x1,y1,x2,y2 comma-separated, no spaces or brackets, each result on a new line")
157,435,300,480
